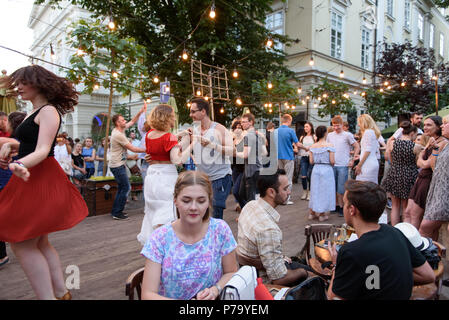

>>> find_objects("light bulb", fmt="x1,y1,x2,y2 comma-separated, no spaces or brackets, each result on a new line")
77,48,85,56
387,86,392,90
112,72,118,78
220,107,224,114
269,109,273,113
362,77,367,84
187,102,191,108
323,93,328,98
264,103,268,108
309,57,314,66
196,89,202,96
164,86,170,93
361,91,366,97
401,82,406,87
93,84,100,90
204,96,209,101
302,100,306,105
266,38,273,48
297,87,302,94
417,80,422,85
340,70,344,78
384,81,389,86
108,20,116,30
313,103,318,108
236,98,242,105
267,82,273,89
153,75,159,83
209,5,216,19
332,100,336,104
146,98,151,103
291,105,296,109
353,90,358,95
232,69,238,78
268,103,272,108
306,95,310,100
379,88,384,92
182,50,188,60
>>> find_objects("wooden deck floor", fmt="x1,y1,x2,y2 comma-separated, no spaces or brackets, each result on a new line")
1,186,448,300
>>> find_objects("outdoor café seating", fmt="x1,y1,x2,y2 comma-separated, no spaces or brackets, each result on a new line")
125,267,145,300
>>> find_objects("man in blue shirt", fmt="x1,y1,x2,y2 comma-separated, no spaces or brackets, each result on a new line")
275,114,302,205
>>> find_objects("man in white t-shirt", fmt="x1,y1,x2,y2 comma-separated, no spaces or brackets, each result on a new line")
109,105,146,220
326,115,360,216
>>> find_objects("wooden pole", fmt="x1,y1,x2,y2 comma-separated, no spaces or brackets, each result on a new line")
435,78,439,116
103,49,115,176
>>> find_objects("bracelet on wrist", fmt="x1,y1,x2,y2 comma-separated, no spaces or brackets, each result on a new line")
13,160,26,168
214,283,222,295
432,153,439,157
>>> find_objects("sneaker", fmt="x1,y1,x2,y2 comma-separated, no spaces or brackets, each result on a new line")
112,214,129,220
287,200,294,205
306,191,310,201
0,256,9,268
301,191,307,200
386,199,392,209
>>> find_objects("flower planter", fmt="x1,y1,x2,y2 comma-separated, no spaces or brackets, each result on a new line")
83,178,118,216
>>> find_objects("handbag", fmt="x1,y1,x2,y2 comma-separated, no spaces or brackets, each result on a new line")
220,266,257,300
282,276,328,300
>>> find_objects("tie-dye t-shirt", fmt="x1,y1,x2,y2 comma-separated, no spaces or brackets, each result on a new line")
141,218,237,299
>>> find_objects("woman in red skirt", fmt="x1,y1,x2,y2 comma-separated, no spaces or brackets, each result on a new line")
0,65,88,299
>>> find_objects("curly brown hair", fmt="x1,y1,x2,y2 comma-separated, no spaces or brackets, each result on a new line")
0,65,78,115
148,104,174,132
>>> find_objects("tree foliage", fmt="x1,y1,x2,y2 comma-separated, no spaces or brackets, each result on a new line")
363,41,449,120
38,0,300,125
310,78,356,118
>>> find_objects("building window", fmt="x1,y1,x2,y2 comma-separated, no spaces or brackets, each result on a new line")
430,24,435,48
361,28,370,69
265,11,284,51
440,33,444,56
387,0,394,17
404,0,411,29
418,13,424,41
331,11,343,59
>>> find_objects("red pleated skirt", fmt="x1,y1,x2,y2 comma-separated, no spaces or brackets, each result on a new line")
0,157,88,243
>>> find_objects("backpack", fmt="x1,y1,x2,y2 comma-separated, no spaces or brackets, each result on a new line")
282,276,328,300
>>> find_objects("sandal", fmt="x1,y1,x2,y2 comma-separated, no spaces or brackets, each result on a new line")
56,290,72,300
318,214,329,222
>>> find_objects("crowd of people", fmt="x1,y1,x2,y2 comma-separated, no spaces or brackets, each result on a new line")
0,64,448,300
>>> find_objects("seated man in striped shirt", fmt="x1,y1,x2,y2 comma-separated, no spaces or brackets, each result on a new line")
237,169,309,286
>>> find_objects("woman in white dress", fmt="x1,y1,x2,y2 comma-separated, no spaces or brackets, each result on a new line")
354,114,381,184
137,104,192,246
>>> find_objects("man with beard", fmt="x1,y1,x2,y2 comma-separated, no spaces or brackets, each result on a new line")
237,169,309,286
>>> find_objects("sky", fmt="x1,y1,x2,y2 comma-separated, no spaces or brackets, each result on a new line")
0,0,34,74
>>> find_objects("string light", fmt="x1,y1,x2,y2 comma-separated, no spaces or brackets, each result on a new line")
339,69,344,78
182,49,189,61
291,105,296,109
401,81,406,87
362,76,367,84
318,97,322,101
432,75,438,80
332,99,336,104
76,48,85,56
153,75,160,83
297,87,302,94
268,103,272,108
220,107,224,113
306,95,310,100
269,109,273,113
236,97,242,105
384,81,389,86
379,88,384,92
313,103,318,108
309,56,314,66
417,80,422,85
108,19,116,30
361,91,366,97
323,93,328,98
112,71,118,78
266,37,273,48
93,83,100,90
187,102,191,108
387,85,392,90
232,68,239,78
302,100,306,105
146,98,151,103
164,86,170,93
353,90,358,95
267,81,273,89
204,96,209,101
209,1,216,19
196,88,202,96
264,103,268,108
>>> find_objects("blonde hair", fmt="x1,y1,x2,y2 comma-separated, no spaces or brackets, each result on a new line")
358,114,381,139
416,134,430,147
174,171,212,221
148,104,174,132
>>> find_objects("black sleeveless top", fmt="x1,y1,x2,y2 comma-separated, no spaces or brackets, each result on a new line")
15,105,61,158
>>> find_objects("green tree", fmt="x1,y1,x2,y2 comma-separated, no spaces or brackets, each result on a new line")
310,78,356,118
38,0,300,125
66,18,151,175
363,41,449,120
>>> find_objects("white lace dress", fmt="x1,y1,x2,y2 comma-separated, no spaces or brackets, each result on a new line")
356,129,380,184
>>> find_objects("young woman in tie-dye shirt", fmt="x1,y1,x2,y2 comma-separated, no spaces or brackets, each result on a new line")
141,171,238,300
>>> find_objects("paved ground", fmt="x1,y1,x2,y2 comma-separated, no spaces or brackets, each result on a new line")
0,185,448,300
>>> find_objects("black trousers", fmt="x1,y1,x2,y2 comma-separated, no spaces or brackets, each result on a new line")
0,241,6,259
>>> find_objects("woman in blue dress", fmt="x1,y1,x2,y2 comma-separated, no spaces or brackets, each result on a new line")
308,126,336,222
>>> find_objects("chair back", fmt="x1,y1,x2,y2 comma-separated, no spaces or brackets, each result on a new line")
302,224,333,261
125,267,145,300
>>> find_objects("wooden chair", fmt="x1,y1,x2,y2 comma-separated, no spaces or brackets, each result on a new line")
125,267,145,300
298,224,334,280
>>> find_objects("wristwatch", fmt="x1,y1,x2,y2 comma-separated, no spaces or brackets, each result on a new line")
214,283,222,295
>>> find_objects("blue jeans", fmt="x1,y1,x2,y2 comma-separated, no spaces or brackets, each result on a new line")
110,165,131,217
232,168,246,208
333,166,349,195
300,156,313,191
212,174,232,219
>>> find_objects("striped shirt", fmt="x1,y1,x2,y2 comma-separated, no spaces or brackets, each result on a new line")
237,198,287,282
